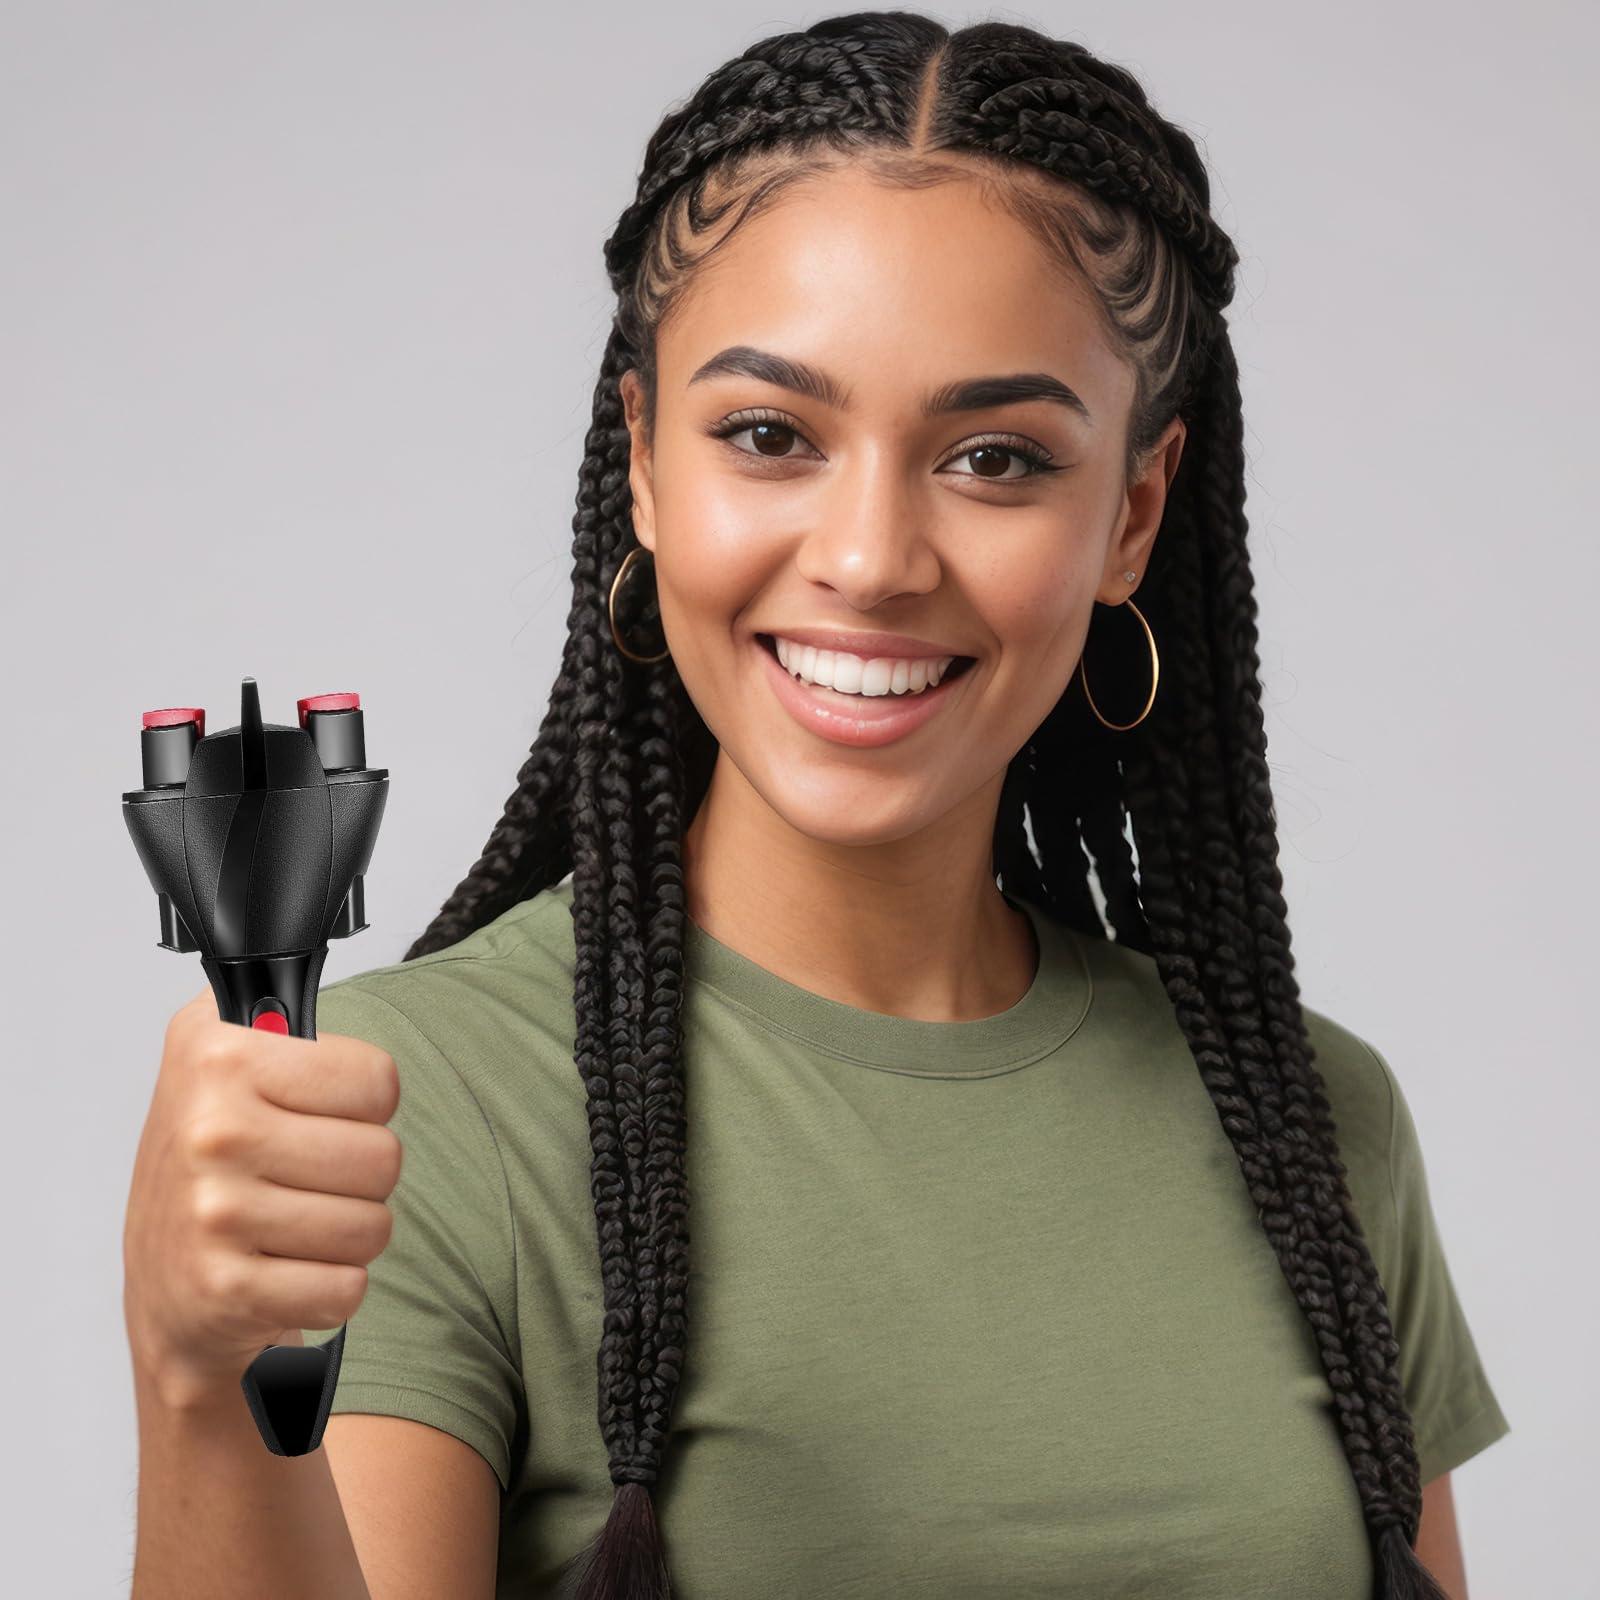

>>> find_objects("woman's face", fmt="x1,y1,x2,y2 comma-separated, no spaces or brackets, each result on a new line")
620,162,1184,850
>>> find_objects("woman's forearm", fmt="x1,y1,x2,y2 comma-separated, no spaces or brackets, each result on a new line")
129,1341,371,1600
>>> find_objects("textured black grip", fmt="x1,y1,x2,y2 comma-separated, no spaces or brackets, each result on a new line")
239,1324,349,1455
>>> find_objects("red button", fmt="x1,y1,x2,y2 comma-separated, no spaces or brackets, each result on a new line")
252,1011,289,1034
297,692,360,729
142,707,206,737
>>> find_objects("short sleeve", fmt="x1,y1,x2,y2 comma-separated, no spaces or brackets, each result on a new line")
299,978,524,1493
1357,1036,1511,1483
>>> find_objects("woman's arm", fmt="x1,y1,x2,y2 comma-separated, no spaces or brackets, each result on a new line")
1415,1473,1468,1598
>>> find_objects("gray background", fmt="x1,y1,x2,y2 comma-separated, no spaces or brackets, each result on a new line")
2,2,1588,1593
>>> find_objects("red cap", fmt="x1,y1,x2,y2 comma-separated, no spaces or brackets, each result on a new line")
297,692,360,729
142,707,206,737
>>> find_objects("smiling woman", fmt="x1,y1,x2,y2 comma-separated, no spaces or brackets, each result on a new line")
615,155,1170,883
299,12,1508,1600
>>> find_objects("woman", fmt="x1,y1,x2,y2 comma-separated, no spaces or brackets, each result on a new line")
301,12,1509,1597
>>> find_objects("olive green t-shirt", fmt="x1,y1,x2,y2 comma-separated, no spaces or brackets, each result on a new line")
302,875,1509,1598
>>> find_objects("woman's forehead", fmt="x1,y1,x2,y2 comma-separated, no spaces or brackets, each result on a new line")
658,172,1125,418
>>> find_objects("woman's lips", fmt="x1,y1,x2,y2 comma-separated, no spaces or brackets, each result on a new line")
753,634,975,749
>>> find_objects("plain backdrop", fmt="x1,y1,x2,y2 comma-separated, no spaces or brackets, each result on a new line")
1,2,1589,1594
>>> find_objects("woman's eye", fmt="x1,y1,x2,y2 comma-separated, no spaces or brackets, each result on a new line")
941,441,1055,481
710,412,1058,481
714,418,818,463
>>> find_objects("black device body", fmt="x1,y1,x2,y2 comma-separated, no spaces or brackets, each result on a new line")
122,677,388,1455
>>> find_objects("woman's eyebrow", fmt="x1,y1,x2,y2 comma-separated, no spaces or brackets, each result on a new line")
686,344,1093,425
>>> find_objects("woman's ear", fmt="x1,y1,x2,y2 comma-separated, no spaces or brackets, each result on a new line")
1100,415,1186,598
619,368,658,554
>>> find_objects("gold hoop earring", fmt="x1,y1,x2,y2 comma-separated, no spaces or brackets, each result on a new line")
608,546,671,664
1078,594,1159,731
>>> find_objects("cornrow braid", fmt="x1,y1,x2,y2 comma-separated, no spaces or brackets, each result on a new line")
402,12,1455,1597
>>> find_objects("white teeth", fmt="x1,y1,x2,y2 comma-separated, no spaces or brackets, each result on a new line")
772,637,957,696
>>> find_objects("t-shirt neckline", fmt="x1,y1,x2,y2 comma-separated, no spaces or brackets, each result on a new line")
683,890,1094,1077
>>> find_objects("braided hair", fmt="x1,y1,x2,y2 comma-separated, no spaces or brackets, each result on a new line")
400,13,1453,1598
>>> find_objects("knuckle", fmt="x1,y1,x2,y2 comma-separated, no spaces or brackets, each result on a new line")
167,988,209,1036
191,1179,242,1237
185,1109,245,1164
190,1030,241,1077
196,1250,245,1307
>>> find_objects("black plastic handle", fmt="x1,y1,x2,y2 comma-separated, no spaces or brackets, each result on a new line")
241,1327,349,1457
207,948,350,1458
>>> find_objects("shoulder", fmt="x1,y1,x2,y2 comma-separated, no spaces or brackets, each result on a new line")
318,875,575,1010
1299,1004,1398,1178
313,876,582,1118
322,874,575,1003
1067,930,1400,1240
